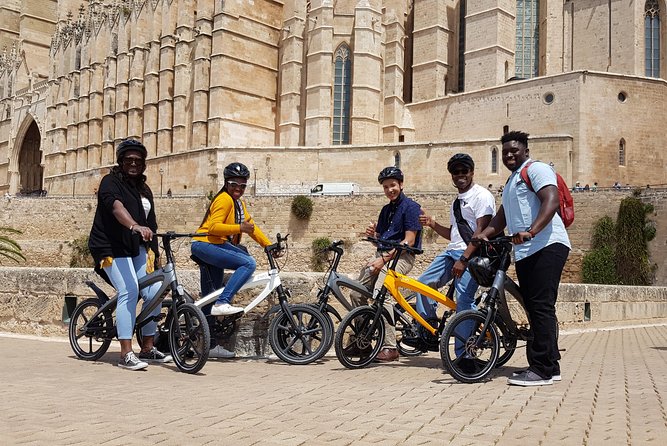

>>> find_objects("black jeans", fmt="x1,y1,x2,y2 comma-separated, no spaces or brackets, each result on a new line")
515,243,570,379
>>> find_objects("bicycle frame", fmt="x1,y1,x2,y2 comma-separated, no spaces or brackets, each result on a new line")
192,234,292,316
382,270,456,336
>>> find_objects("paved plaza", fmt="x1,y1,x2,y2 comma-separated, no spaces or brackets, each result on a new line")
1,323,667,445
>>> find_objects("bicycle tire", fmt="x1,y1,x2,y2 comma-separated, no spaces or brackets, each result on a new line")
334,306,385,369
68,298,114,361
269,304,331,365
168,303,210,374
440,309,500,383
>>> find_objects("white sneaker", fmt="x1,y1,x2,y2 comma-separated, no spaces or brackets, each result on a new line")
118,351,148,371
211,303,244,316
209,345,236,359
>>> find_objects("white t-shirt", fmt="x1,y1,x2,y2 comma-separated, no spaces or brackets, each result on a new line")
447,183,496,251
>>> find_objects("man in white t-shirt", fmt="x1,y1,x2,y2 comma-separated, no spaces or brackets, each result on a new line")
416,154,496,325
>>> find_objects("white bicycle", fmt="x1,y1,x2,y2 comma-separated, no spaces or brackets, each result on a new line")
191,234,331,365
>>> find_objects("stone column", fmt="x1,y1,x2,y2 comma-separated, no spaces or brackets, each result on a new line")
411,0,454,101
191,0,213,149
304,0,334,146
382,13,407,142
351,0,383,144
143,41,160,157
88,63,103,168
128,47,146,140
102,57,116,165
464,0,515,91
66,71,79,172
77,65,90,170
114,42,130,145
173,1,195,153
157,34,176,155
278,0,306,147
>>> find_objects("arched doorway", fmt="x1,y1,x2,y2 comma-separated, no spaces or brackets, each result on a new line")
17,120,43,194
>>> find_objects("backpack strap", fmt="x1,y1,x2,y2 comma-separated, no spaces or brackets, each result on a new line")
519,161,535,192
453,198,474,244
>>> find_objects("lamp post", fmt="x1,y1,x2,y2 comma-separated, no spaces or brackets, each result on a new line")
159,167,164,197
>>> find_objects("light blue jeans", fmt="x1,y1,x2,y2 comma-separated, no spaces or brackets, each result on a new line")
191,241,256,305
103,246,162,340
415,248,479,355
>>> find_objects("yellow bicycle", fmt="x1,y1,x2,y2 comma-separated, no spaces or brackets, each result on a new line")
333,237,457,369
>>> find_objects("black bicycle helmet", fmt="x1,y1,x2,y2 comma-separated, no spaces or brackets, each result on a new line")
223,162,251,180
116,138,147,163
467,256,498,287
447,153,475,173
377,166,404,184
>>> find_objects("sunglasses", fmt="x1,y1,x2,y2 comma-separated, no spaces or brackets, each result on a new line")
451,168,470,175
122,157,145,167
227,181,248,189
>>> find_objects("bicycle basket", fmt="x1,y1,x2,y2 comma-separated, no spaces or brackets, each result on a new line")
468,245,502,287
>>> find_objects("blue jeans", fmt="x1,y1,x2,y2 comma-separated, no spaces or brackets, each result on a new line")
415,248,479,355
103,246,162,340
191,241,256,305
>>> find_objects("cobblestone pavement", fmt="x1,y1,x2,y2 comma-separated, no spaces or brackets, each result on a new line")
1,323,667,445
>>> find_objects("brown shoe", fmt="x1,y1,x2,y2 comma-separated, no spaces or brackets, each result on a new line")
375,347,399,362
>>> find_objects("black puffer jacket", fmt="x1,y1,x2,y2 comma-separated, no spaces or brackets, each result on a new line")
88,172,159,268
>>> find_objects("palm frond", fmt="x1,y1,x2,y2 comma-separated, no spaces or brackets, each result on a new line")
0,227,25,264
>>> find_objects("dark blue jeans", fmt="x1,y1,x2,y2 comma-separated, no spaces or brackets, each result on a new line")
515,242,569,379
191,241,256,305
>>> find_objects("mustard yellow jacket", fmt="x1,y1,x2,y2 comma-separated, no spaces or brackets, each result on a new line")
193,191,271,247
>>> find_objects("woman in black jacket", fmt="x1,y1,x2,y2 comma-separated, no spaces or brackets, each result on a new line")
88,139,171,370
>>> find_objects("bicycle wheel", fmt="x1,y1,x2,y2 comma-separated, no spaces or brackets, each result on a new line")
334,306,384,369
68,298,114,361
269,304,330,364
168,303,210,374
494,314,518,367
440,310,500,383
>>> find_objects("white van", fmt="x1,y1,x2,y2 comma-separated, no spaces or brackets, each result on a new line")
310,183,360,196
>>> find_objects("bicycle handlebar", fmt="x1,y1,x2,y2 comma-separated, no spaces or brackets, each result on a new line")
471,234,531,246
265,233,290,254
154,231,207,239
364,236,423,255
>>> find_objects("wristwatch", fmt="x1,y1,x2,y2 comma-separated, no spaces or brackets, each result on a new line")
459,255,469,263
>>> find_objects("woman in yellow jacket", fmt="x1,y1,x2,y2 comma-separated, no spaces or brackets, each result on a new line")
192,162,271,316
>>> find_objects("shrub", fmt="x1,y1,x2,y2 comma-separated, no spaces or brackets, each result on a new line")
311,237,332,272
614,197,656,285
0,227,25,264
582,245,618,285
69,235,94,268
291,195,313,220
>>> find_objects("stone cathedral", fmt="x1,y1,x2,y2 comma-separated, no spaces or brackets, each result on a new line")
0,0,665,196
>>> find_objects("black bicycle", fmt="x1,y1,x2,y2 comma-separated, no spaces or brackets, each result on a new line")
440,235,532,383
313,240,436,359
68,232,210,374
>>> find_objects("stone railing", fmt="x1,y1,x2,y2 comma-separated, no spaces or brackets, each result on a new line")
2,267,666,357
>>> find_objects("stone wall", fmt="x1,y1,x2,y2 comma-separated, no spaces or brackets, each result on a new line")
2,189,666,285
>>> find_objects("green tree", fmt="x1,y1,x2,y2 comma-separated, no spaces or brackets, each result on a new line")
0,227,26,264
311,237,332,272
582,217,619,284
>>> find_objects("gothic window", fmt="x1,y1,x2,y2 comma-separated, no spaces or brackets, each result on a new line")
491,146,498,173
515,0,539,78
333,44,352,145
619,139,626,166
645,0,661,78
457,0,467,92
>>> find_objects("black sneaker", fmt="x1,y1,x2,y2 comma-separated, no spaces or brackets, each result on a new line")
512,369,561,381
118,351,148,370
507,370,553,386
138,347,173,363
